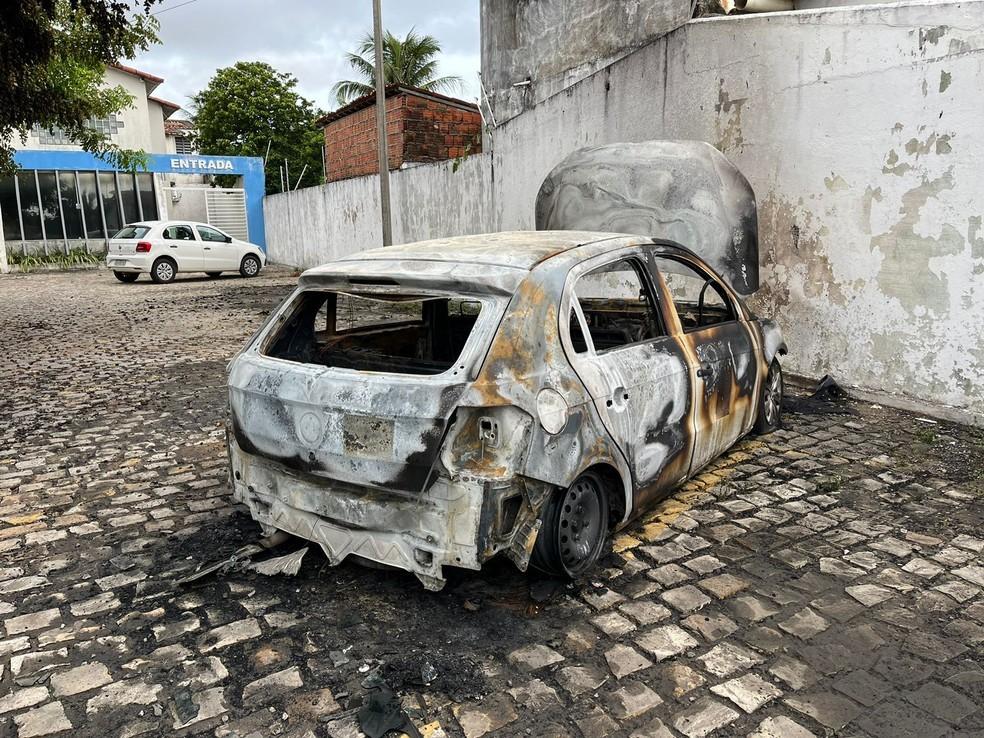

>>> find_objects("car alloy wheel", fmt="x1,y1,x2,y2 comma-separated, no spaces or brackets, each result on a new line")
151,258,176,284
240,255,260,278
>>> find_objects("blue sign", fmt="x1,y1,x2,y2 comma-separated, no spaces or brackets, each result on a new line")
13,150,267,249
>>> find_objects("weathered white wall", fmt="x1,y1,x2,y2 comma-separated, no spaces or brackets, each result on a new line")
486,1,984,423
480,0,690,123
263,154,493,269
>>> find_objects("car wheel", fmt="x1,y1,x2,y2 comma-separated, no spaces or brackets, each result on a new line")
240,254,261,278
206,272,222,278
113,271,138,283
754,359,783,434
150,257,177,284
531,471,610,578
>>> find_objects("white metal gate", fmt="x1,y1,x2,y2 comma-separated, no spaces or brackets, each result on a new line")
163,187,249,241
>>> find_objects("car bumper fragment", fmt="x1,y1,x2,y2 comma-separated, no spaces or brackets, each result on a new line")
228,433,546,590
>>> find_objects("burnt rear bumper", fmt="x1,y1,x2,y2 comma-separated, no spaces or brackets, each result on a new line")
227,433,543,590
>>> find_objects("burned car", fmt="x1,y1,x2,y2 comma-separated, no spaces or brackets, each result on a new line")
227,229,786,590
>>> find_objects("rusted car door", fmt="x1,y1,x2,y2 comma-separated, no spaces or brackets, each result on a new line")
561,252,695,506
650,255,758,474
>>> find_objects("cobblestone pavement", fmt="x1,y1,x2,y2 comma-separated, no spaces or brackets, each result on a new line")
1,268,983,738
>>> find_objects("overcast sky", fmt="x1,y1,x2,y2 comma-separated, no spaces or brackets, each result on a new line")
131,0,480,117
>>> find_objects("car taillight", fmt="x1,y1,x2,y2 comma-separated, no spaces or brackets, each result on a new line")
135,241,152,252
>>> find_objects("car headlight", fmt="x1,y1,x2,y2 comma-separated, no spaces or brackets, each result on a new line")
536,388,569,434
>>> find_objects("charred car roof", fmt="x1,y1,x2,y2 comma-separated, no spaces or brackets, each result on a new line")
297,231,698,295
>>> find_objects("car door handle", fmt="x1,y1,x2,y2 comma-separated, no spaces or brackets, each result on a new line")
697,364,714,378
204,246,211,250
169,244,177,249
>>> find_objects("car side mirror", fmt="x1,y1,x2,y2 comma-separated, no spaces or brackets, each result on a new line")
224,235,232,243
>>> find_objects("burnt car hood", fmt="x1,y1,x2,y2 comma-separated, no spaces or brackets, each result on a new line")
534,140,759,294
228,355,465,493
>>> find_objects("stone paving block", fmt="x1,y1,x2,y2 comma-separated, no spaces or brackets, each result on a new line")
556,666,608,698
506,679,561,711
661,585,711,614
769,655,820,690
904,681,978,723
591,611,636,637
784,691,864,730
13,700,72,738
605,680,663,719
4,607,61,635
605,644,653,679
671,697,739,738
618,600,670,626
172,686,229,731
710,673,783,713
200,617,262,653
635,625,699,661
729,594,780,621
953,565,984,588
853,698,949,738
50,661,112,696
582,587,626,610
697,573,748,600
648,564,691,586
575,705,617,738
845,583,894,606
241,666,303,703
698,642,764,677
0,685,48,714
628,717,675,738
832,668,892,706
779,607,830,640
749,715,817,738
86,679,162,713
681,611,737,641
507,644,564,671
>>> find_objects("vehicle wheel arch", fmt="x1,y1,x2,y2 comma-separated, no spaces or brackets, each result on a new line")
574,460,630,529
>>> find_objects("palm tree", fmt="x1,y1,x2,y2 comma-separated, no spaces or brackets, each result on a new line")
332,28,462,106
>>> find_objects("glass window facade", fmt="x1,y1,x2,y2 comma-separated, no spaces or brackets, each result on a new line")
17,172,43,241
98,172,122,234
0,176,19,241
0,168,156,245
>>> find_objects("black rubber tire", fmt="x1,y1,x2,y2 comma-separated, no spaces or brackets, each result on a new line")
206,271,222,278
150,257,177,284
113,271,138,282
240,254,261,278
531,471,610,579
754,359,783,434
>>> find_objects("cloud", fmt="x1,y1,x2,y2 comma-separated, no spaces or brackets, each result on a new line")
131,0,480,115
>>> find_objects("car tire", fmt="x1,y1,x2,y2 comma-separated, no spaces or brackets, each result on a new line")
531,471,610,579
113,271,138,283
240,254,261,278
206,271,222,278
150,257,177,284
754,359,783,434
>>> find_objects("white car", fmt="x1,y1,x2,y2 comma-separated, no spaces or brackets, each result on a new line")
105,220,266,283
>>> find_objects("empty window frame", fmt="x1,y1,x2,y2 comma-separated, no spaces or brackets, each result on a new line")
653,257,735,331
569,259,663,354
264,291,485,376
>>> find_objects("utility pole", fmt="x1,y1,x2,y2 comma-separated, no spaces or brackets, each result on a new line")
372,0,393,246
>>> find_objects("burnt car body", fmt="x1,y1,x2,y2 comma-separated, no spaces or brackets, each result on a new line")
226,231,786,590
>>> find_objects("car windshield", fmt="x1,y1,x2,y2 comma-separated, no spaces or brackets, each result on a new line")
263,290,486,376
113,225,150,239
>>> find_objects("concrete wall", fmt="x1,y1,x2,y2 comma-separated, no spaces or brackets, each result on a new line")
487,0,984,423
480,0,690,123
263,153,493,269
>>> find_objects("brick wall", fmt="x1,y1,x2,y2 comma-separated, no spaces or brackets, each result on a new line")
323,90,482,182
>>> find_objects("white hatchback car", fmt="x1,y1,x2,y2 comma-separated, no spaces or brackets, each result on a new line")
105,220,266,283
